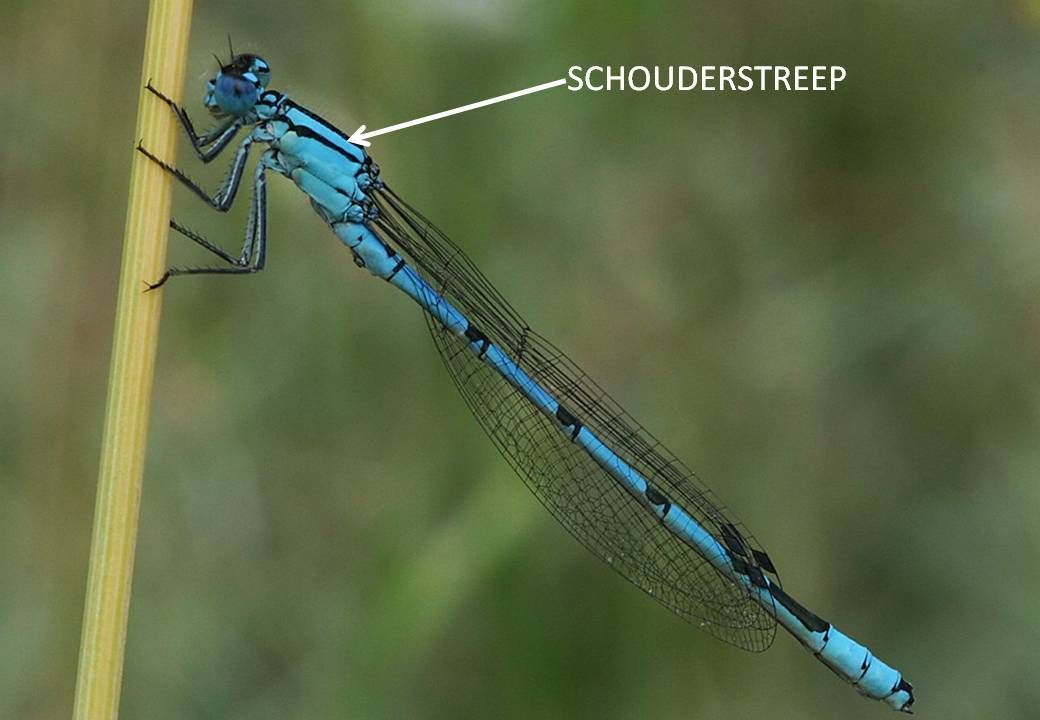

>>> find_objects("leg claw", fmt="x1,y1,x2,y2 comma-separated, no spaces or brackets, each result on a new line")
142,273,170,292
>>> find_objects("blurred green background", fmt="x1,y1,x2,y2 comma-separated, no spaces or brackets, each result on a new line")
4,1,1040,718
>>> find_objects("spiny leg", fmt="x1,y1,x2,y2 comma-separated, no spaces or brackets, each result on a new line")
145,81,242,162
146,156,270,291
137,134,255,212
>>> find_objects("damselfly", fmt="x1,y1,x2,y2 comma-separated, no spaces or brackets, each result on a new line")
139,50,914,712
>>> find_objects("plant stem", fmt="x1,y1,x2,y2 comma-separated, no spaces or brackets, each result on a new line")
72,2,193,718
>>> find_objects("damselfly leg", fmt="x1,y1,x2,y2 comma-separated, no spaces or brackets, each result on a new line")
145,82,242,162
136,135,255,212
138,84,269,290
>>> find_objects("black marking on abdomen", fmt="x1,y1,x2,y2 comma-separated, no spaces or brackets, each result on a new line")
728,555,766,588
894,678,914,709
385,257,406,281
768,584,830,633
721,523,778,579
555,405,582,440
644,485,672,516
464,323,490,357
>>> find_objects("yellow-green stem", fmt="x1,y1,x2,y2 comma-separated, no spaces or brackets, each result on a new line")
73,2,193,718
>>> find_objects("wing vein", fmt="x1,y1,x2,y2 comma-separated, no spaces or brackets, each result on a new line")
373,186,777,651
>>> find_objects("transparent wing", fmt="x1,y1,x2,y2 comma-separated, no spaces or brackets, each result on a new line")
372,186,777,651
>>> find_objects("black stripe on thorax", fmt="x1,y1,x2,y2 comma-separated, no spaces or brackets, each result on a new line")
280,100,364,164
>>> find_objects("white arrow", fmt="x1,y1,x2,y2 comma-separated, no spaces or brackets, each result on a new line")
348,77,567,147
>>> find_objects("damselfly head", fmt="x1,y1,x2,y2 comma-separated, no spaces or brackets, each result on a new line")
204,53,271,118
